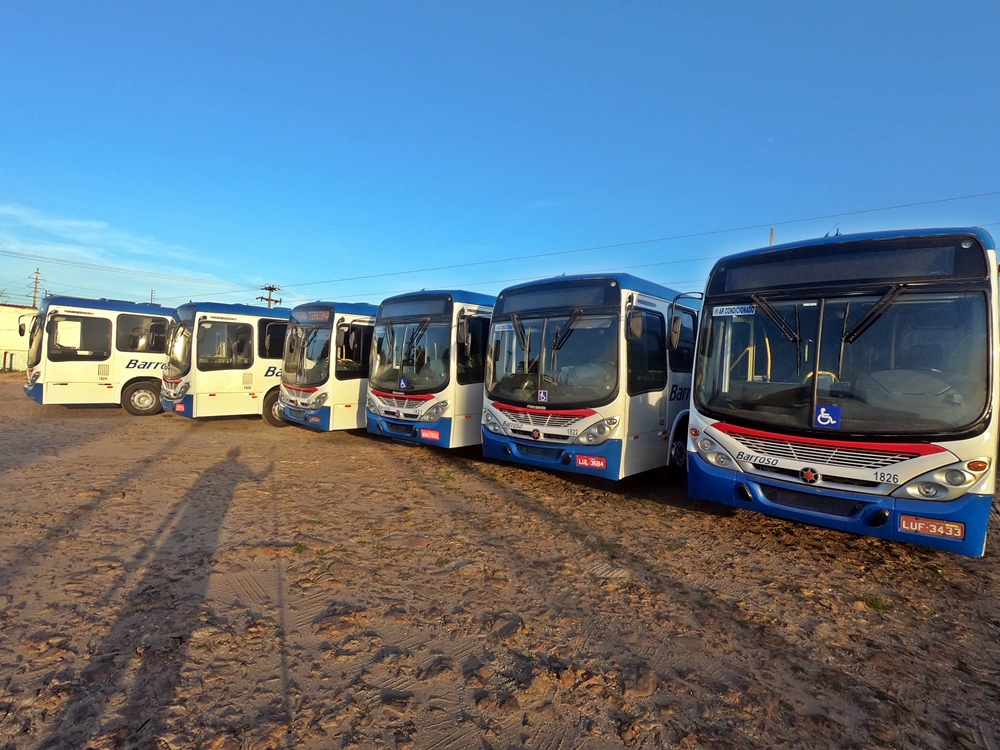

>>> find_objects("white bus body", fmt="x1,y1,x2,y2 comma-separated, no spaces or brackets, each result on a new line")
279,301,379,431
160,302,291,425
366,290,495,448
482,274,699,480
21,296,175,416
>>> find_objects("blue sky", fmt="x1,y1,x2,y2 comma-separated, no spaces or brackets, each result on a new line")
1,1,998,309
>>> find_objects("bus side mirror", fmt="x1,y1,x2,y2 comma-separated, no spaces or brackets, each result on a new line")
18,323,25,336
46,319,56,335
336,328,346,348
626,310,643,340
668,315,683,350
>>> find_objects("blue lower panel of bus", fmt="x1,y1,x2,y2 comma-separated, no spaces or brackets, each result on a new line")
367,410,453,448
24,383,42,404
283,404,332,431
687,452,992,557
482,430,622,480
161,394,194,418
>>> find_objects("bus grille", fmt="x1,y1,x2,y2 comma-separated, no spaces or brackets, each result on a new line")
733,435,920,469
517,444,564,460
761,487,865,517
497,408,583,428
379,396,425,409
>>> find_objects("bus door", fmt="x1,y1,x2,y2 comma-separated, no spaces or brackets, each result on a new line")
194,318,255,416
453,312,491,445
624,307,670,475
44,312,115,404
332,317,372,429
665,308,697,456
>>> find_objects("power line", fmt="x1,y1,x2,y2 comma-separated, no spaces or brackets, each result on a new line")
156,190,1000,302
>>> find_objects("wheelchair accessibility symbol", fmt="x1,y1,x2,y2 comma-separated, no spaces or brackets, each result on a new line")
814,405,841,429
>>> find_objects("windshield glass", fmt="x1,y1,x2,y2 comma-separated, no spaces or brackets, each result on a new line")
282,322,332,386
27,313,45,368
370,320,451,393
695,291,989,434
486,312,618,407
164,321,192,379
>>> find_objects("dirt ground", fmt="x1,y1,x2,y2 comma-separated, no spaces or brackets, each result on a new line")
1,374,999,750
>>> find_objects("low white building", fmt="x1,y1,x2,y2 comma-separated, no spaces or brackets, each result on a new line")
0,303,37,371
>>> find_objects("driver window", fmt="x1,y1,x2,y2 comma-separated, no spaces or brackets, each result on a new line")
627,311,667,395
197,322,254,371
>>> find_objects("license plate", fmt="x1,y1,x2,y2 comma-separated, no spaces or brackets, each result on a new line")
420,429,440,441
899,514,965,540
576,455,607,469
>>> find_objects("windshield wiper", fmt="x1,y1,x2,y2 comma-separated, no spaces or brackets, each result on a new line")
510,313,527,350
751,294,800,343
403,318,430,362
843,284,905,344
552,308,584,351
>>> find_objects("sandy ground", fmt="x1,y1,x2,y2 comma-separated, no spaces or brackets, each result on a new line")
1,373,999,750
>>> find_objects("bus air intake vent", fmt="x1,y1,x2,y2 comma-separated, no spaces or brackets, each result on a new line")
498,408,583,428
762,487,865,518
381,396,422,408
98,365,110,377
734,435,919,469
517,444,564,460
243,373,253,386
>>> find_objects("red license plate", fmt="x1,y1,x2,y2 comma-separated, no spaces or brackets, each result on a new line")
576,455,607,469
420,429,440,441
175,404,186,413
899,514,965,540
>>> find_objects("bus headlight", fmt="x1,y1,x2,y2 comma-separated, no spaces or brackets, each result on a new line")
311,392,328,408
483,409,504,434
420,400,449,422
892,458,990,502
692,433,740,471
367,396,377,413
575,417,620,446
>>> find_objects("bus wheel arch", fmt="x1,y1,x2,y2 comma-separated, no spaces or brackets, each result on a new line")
121,378,163,416
262,387,287,428
668,410,689,472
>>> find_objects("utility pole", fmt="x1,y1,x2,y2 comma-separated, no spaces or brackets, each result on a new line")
150,290,156,303
769,228,775,247
31,268,41,308
257,285,282,309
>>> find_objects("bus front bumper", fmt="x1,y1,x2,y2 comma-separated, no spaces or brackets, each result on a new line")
687,451,992,557
24,382,42,404
367,410,453,448
482,429,622,480
283,404,332,431
161,394,194,418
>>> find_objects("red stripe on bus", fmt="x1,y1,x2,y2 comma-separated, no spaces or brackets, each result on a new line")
711,422,948,456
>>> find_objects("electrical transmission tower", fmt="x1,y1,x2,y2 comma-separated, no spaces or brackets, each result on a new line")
31,268,41,308
257,285,282,309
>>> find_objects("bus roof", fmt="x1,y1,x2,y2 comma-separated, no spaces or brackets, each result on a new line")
178,301,292,318
720,227,996,264
499,272,686,303
379,289,496,307
295,301,379,316
45,295,176,316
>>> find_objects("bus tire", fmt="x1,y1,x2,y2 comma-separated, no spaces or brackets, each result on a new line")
262,389,287,428
122,381,163,416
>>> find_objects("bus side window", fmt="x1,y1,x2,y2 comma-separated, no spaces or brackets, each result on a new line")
627,310,667,395
198,322,254,370
457,316,490,385
116,314,169,353
668,310,696,374
258,320,287,359
48,315,112,362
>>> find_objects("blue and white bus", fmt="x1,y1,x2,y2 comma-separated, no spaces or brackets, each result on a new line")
21,296,175,416
160,302,291,426
688,228,997,557
366,290,495,448
279,301,379,431
481,274,699,480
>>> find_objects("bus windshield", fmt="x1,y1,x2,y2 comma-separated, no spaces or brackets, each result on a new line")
27,313,45,368
487,312,619,407
370,319,451,393
164,322,192,379
283,322,332,387
695,291,989,434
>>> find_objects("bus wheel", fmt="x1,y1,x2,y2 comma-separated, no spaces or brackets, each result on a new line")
262,390,287,428
122,382,163,416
